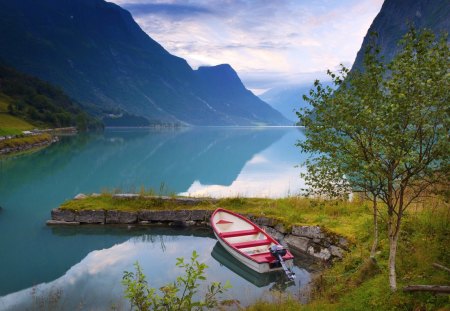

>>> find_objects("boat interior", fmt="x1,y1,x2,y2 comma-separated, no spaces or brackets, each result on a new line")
213,211,276,258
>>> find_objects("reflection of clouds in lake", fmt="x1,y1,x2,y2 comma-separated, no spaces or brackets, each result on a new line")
0,237,206,311
0,233,310,310
180,127,309,198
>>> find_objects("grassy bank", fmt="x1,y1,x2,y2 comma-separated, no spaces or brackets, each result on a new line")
60,194,371,240
245,197,450,311
60,193,449,310
0,95,34,136
0,133,53,151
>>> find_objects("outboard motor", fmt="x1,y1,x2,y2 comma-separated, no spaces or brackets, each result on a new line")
269,245,295,281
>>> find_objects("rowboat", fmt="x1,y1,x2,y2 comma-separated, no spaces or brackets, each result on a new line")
211,208,295,279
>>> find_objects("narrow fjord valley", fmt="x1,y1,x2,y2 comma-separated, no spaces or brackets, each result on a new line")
0,0,448,310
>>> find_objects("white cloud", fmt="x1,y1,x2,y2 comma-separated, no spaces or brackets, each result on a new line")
110,0,384,89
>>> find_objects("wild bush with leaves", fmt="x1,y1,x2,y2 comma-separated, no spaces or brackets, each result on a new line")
122,251,231,311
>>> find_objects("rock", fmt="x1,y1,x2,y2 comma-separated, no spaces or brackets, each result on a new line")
284,235,310,253
75,210,105,223
190,210,208,221
51,208,76,222
253,216,276,227
113,193,139,199
106,210,138,224
91,193,101,197
138,210,190,222
307,246,332,261
330,245,344,259
262,226,285,242
274,223,287,234
74,193,87,200
338,237,349,249
291,225,325,239
46,220,80,225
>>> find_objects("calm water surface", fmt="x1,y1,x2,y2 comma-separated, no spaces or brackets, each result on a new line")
0,127,311,310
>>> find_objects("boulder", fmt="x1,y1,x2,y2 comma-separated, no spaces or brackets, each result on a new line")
113,193,139,199
74,193,87,200
75,210,105,223
51,208,76,222
291,225,325,239
284,235,310,253
106,210,138,224
262,226,285,242
138,210,190,222
189,210,208,221
330,245,344,259
274,223,287,234
338,237,350,250
247,215,276,227
307,246,331,261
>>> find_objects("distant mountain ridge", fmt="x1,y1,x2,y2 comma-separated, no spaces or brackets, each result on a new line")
352,0,449,70
260,82,334,123
0,0,288,126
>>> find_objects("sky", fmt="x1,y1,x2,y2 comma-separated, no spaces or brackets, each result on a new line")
109,0,384,94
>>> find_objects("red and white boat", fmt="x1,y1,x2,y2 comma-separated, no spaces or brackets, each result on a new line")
211,208,295,277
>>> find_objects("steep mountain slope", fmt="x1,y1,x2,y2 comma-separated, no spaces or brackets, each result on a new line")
195,65,289,125
0,0,288,126
0,63,100,133
352,0,449,70
260,82,334,123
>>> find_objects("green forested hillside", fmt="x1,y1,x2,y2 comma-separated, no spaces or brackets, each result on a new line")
0,64,101,133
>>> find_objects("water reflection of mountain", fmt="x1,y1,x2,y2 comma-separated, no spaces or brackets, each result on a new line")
82,127,287,191
0,127,289,296
0,127,286,194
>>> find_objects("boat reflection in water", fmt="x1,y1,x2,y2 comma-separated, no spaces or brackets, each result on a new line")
211,242,296,290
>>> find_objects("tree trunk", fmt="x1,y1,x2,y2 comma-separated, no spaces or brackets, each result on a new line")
388,232,398,291
388,207,401,292
370,196,378,258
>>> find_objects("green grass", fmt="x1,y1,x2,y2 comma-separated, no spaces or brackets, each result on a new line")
0,133,52,150
60,194,372,240
61,192,450,310
0,94,35,136
0,113,35,136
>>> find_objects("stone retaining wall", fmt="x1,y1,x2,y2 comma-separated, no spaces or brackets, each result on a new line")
48,207,349,262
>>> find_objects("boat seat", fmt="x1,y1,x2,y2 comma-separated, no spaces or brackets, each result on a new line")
232,239,271,249
250,252,275,262
216,219,233,225
220,228,259,238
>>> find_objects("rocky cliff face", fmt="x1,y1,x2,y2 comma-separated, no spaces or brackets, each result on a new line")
352,0,449,70
0,0,288,125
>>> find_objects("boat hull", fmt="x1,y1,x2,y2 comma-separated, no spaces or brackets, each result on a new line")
214,231,294,273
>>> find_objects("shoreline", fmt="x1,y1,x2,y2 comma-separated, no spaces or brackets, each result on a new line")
48,193,350,263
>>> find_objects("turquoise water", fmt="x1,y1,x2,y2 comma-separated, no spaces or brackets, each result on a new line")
0,127,311,310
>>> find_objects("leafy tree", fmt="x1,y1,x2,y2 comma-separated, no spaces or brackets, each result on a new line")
298,27,449,291
122,250,231,311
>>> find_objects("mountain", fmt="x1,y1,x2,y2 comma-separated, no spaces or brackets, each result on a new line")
0,63,101,132
0,0,288,126
260,82,334,123
352,0,450,70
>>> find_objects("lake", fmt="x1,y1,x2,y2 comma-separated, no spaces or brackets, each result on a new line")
0,127,312,310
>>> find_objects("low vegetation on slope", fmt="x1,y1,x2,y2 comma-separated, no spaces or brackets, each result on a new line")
61,193,449,310
0,63,101,132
